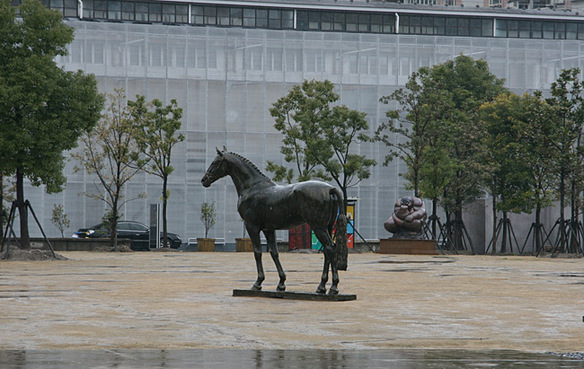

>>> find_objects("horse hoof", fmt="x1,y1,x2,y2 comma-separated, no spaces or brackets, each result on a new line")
251,284,262,291
328,287,339,295
277,285,286,292
315,286,326,294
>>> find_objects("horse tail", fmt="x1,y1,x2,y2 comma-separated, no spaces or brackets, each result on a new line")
331,187,348,271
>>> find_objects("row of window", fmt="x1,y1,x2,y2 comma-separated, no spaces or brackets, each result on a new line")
16,0,584,40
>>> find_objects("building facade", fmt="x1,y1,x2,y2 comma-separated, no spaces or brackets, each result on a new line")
18,0,584,251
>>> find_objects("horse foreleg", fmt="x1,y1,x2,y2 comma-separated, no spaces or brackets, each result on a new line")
247,226,264,291
264,230,286,291
316,256,329,294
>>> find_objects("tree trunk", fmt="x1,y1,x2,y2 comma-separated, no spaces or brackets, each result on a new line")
491,194,497,255
162,176,168,248
501,212,508,254
0,172,4,243
431,197,438,240
16,168,30,250
535,204,542,254
111,194,119,251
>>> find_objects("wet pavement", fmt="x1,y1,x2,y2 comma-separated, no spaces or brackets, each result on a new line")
2,349,584,368
1,252,583,367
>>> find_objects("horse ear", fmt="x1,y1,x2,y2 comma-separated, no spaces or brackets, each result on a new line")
222,145,227,152
216,147,223,156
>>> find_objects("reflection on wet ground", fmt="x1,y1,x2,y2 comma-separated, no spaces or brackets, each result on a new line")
1,349,583,369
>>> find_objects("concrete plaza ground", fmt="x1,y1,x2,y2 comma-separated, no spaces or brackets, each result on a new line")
0,251,583,353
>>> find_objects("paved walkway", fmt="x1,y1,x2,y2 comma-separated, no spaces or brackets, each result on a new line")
0,252,583,353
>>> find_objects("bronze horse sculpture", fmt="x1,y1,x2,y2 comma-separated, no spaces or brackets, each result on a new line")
202,148,348,295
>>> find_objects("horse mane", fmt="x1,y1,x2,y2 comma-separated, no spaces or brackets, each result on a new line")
225,151,274,183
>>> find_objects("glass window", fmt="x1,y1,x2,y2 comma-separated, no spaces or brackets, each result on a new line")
482,19,493,37
297,10,309,30
176,5,187,23
162,4,175,23
230,8,242,26
434,17,445,35
204,6,216,25
121,2,133,21
217,7,229,26
282,10,293,29
567,23,577,40
256,9,268,28
243,8,255,27
108,1,121,20
63,0,77,17
421,16,434,35
399,15,409,34
531,21,542,39
309,11,320,30
135,2,148,22
543,22,554,39
555,22,565,39
50,0,63,10
495,19,506,37
192,6,204,25
446,17,457,36
382,14,394,34
149,3,161,23
458,18,469,36
358,13,369,32
268,9,281,29
321,12,333,31
507,20,518,38
334,13,345,31
519,20,530,38
370,14,382,33
93,0,106,19
578,23,584,40
346,13,357,32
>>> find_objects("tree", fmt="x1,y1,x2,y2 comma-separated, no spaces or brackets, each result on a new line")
426,55,507,251
200,201,216,239
0,0,103,249
480,93,537,253
269,79,376,208
129,96,184,248
377,69,455,237
512,92,558,253
544,69,584,253
72,89,145,250
268,79,337,183
51,204,70,238
377,69,451,196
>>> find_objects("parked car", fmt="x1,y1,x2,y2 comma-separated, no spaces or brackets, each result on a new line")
72,221,182,250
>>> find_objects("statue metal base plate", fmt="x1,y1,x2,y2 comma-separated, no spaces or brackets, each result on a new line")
233,289,357,301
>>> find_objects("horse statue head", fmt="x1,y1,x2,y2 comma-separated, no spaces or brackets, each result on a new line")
201,147,228,188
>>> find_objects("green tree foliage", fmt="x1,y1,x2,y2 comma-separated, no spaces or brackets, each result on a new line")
200,201,216,239
377,69,452,196
429,55,507,224
129,96,184,248
269,79,376,207
51,204,70,238
511,92,558,253
0,0,104,248
480,93,539,253
72,89,145,250
543,68,584,252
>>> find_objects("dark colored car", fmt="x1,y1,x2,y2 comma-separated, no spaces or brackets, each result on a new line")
72,221,182,250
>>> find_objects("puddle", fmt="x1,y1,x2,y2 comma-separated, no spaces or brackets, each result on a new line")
1,349,583,369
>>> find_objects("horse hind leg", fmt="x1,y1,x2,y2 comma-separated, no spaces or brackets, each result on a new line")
313,227,339,295
264,230,286,291
246,224,264,291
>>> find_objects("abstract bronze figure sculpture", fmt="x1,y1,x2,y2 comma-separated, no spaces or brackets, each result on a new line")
202,148,348,295
384,196,427,239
